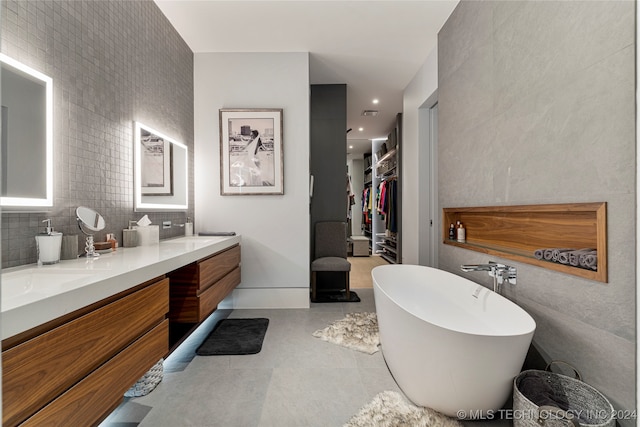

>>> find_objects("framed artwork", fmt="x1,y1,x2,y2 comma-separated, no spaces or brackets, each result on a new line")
219,108,283,195
138,123,173,196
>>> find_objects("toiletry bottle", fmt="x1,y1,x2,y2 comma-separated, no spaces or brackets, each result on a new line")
448,223,455,240
107,233,117,250
457,222,466,243
36,219,63,265
185,217,193,236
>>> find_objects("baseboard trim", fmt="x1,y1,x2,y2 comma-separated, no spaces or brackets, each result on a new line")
219,287,310,309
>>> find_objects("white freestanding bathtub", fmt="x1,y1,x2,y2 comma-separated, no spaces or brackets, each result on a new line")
372,264,536,417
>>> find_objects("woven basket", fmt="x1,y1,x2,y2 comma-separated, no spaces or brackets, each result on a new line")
513,363,614,427
124,358,164,398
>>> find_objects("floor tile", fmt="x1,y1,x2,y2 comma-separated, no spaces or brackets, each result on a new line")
102,280,504,427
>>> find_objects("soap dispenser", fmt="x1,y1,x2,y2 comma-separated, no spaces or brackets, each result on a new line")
35,219,63,265
185,217,193,236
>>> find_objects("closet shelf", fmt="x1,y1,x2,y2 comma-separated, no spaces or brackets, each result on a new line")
378,169,397,179
443,202,607,282
376,147,397,164
379,243,397,254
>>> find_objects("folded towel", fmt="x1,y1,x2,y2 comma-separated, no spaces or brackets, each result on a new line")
534,249,545,260
558,252,570,265
199,231,236,236
543,249,554,261
552,248,573,262
569,249,596,267
583,252,598,270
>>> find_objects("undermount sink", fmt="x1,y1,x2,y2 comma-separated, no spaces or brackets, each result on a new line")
161,237,219,244
2,268,96,304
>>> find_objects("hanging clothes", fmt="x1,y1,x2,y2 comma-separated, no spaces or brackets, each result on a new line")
385,178,397,233
378,180,387,215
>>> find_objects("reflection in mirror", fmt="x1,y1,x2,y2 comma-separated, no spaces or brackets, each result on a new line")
76,206,106,258
134,122,188,211
0,54,53,208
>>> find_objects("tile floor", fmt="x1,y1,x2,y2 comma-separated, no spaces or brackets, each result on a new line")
102,288,510,427
102,289,402,427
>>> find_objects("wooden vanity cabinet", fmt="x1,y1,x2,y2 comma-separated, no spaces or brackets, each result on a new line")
168,244,241,324
2,276,169,427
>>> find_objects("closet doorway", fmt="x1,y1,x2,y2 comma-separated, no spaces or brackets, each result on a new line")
347,155,388,289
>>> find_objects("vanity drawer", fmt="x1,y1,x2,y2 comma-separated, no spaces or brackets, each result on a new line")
170,267,241,323
21,320,168,427
2,278,169,427
199,244,241,292
169,245,241,323
168,244,240,295
198,266,241,322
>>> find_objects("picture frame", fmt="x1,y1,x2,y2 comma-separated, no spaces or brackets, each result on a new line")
137,123,173,196
219,108,283,195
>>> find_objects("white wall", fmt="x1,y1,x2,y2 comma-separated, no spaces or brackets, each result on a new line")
401,47,438,265
194,52,310,308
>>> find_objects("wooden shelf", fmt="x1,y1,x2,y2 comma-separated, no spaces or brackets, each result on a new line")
443,203,607,282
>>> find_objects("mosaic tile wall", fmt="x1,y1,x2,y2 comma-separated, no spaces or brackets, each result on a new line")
1,0,195,267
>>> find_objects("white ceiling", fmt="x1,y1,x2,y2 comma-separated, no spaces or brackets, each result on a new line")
154,0,459,157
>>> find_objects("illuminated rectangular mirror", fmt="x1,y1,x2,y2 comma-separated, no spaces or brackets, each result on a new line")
134,122,188,211
0,54,53,209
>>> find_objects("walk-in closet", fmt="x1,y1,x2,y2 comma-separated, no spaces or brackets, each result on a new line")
361,114,402,264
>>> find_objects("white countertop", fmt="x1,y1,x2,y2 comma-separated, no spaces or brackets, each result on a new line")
1,235,241,340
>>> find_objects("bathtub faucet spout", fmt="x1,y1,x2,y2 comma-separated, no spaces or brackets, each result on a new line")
461,264,494,272
461,261,517,294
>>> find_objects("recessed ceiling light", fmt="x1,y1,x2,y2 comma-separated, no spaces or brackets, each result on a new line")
349,145,353,149
358,127,364,132
372,99,379,104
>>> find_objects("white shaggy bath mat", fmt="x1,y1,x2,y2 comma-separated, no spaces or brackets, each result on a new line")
344,391,463,427
312,312,380,354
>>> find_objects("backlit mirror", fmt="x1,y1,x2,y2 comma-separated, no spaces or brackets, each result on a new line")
134,122,188,211
0,54,53,209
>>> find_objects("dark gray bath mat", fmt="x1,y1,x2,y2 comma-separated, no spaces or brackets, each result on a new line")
196,318,269,356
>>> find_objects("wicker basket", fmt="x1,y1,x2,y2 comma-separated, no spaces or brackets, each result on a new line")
513,363,614,427
124,358,164,397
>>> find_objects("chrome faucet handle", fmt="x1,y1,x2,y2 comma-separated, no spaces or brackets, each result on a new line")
505,265,517,285
487,263,517,285
494,264,516,285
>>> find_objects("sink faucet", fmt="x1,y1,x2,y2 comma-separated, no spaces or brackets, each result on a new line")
461,261,517,294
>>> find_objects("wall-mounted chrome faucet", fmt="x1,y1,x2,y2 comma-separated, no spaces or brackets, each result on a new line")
461,261,517,294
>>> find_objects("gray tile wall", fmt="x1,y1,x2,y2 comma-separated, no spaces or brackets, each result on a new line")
438,0,635,420
1,0,195,267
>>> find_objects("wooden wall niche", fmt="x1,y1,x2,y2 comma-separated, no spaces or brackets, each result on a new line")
443,203,607,282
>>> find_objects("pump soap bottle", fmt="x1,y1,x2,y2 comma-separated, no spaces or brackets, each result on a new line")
36,219,63,265
185,217,193,236
449,223,455,240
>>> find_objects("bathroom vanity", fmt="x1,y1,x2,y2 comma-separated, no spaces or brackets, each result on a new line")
1,235,241,427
